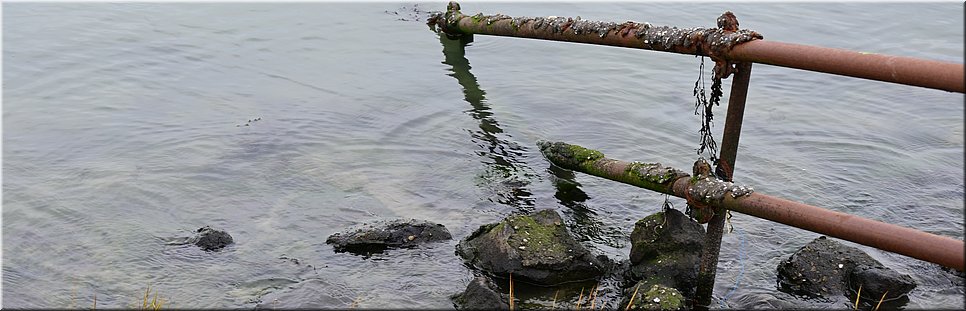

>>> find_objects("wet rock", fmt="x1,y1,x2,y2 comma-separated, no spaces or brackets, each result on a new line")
777,236,916,300
620,282,684,311
456,209,610,285
326,219,452,254
451,276,509,310
625,209,705,297
189,226,234,251
849,265,916,302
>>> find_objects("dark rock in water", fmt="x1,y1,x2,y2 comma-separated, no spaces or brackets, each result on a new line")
849,265,916,302
620,282,685,311
189,226,233,251
326,219,452,254
777,236,916,300
451,276,509,310
456,209,610,285
625,209,705,298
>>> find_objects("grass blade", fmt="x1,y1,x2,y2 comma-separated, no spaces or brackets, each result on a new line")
509,273,514,311
874,291,889,311
576,287,585,310
552,289,559,309
625,283,641,311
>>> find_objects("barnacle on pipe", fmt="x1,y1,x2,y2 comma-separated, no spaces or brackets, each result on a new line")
427,1,763,71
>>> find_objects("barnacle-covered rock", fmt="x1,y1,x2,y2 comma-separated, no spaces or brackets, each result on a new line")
777,236,916,301
625,209,705,298
620,283,684,311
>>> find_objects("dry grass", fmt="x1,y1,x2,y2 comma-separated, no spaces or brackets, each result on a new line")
576,287,585,310
874,291,889,311
853,285,889,311
509,273,515,311
140,287,163,311
589,283,599,310
551,289,559,309
624,283,641,311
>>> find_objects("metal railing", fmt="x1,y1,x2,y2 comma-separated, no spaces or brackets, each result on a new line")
427,1,965,309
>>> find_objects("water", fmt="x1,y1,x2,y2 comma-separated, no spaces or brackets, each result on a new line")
3,2,962,309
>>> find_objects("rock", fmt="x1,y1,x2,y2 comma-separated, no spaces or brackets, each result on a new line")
849,265,916,302
777,236,916,300
451,276,509,310
456,209,610,285
189,226,233,251
325,219,452,254
625,209,705,297
620,282,684,310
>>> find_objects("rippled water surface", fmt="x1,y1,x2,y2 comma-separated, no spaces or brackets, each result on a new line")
3,2,963,309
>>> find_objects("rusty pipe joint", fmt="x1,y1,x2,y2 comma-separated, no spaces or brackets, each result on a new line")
539,140,965,271
427,1,468,39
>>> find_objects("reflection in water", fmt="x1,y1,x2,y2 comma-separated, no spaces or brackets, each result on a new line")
439,34,625,248
439,35,535,212
548,164,626,248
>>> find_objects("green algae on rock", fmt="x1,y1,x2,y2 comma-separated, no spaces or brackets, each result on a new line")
456,209,611,285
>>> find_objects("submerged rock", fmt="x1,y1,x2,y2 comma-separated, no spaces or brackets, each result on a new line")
777,236,916,301
625,209,705,297
451,276,509,310
456,209,610,285
253,279,356,310
326,219,452,254
190,226,234,251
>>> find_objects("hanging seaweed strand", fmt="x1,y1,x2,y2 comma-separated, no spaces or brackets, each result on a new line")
692,56,731,230
693,56,724,165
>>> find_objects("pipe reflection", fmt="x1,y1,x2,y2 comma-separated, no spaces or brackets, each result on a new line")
547,165,626,248
439,35,535,212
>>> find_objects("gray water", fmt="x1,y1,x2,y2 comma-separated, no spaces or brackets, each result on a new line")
3,2,963,309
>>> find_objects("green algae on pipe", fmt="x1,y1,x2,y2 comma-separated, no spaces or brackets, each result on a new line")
537,140,689,195
537,140,965,271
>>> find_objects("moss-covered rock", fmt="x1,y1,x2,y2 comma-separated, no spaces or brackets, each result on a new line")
621,283,684,310
457,209,610,285
625,209,705,298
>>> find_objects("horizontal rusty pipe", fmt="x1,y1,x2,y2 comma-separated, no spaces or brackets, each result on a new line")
730,41,965,93
695,186,966,272
538,141,965,271
428,3,965,93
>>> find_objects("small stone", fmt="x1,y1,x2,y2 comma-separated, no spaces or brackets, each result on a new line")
518,246,526,250
653,297,661,303
408,235,415,241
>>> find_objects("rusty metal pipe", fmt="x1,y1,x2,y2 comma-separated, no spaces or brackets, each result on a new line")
682,182,966,272
428,4,965,93
729,40,965,93
694,62,754,309
538,141,965,271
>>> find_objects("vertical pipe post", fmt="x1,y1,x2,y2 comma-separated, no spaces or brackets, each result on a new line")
694,62,753,310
